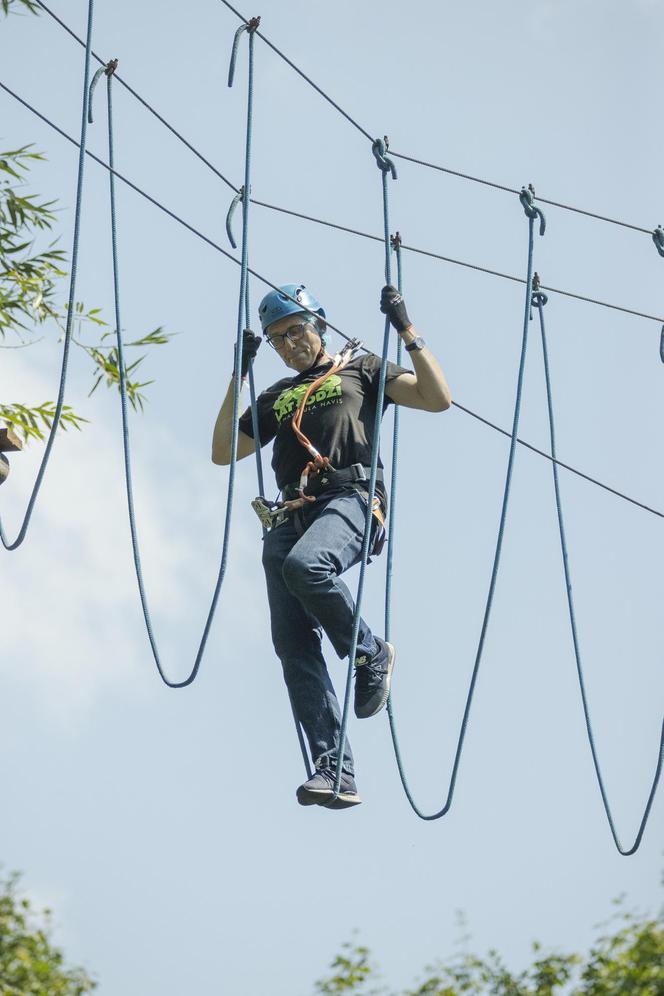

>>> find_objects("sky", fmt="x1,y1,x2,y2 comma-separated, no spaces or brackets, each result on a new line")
1,0,663,993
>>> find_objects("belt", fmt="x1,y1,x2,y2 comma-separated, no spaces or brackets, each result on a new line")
282,463,384,501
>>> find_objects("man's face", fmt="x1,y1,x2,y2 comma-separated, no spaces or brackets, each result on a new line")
266,314,325,373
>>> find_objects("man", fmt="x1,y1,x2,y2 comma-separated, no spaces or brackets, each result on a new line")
212,284,451,809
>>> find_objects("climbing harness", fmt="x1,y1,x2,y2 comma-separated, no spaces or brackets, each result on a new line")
0,0,96,551
285,338,361,506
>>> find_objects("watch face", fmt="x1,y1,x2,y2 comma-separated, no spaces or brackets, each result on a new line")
406,336,425,351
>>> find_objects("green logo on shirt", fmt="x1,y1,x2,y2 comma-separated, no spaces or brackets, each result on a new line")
273,374,342,424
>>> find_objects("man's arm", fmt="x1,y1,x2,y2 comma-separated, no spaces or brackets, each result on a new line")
378,286,451,412
384,325,452,412
211,376,257,465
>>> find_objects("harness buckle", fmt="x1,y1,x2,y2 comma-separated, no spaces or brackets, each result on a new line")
251,497,289,530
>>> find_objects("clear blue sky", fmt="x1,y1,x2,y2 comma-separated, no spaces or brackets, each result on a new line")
1,0,663,993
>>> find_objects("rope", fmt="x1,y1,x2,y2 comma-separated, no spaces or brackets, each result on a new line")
90,23,258,687
3,81,661,522
332,138,398,800
533,285,662,854
0,0,96,551
384,233,403,655
384,193,545,820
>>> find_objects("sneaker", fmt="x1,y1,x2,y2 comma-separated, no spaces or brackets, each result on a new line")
354,637,395,719
296,765,361,809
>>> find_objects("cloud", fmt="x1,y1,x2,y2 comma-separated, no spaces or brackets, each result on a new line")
1,353,261,724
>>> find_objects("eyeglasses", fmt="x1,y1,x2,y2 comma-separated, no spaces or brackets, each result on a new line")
265,321,311,351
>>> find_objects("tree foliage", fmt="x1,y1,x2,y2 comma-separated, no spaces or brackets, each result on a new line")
0,143,174,442
0,872,96,995
315,900,664,996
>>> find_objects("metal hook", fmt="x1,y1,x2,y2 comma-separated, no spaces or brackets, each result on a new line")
519,185,546,236
226,187,246,248
372,136,397,180
87,59,118,124
228,16,261,87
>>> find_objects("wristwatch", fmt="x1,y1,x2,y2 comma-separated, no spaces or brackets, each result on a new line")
404,336,426,352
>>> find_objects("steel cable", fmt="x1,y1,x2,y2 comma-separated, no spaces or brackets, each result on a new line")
2,79,661,524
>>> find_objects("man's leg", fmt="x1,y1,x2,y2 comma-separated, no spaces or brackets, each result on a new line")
262,518,354,777
281,489,395,720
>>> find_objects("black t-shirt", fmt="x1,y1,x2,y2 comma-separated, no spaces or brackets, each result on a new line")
238,352,409,491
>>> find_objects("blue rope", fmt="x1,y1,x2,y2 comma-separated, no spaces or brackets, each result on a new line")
332,141,397,799
384,234,403,646
533,287,663,854
95,24,257,687
0,0,96,552
384,193,544,819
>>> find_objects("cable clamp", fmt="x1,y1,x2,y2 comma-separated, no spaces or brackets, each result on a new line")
531,270,548,310
519,184,546,235
390,231,402,250
104,58,119,77
247,15,261,32
372,136,397,180
652,226,664,258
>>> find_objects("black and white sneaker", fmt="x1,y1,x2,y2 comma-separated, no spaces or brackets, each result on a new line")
296,764,361,809
354,637,395,719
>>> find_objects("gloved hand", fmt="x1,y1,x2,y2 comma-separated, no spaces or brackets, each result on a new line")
380,285,412,333
236,328,262,378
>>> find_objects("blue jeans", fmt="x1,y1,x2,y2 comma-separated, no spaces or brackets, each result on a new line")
261,487,380,775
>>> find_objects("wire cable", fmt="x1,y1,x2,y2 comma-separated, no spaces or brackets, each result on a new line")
2,79,661,525
34,0,239,194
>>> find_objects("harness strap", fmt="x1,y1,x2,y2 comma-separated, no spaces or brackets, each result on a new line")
289,339,362,501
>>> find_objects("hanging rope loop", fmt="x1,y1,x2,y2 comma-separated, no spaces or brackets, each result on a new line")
652,226,664,257
520,184,546,235
88,58,118,124
372,136,397,180
228,15,261,87
226,185,246,248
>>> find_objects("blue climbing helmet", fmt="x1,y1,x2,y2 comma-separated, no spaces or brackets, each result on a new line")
258,284,326,334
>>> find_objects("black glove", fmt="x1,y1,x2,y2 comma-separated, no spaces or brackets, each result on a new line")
380,284,412,332
236,328,262,378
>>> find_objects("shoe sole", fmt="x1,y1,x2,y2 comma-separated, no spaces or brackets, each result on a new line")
296,785,362,808
355,641,395,719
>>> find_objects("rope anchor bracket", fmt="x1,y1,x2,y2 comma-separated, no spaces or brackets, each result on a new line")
0,427,23,487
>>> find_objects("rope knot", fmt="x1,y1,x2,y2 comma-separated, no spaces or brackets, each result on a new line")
519,184,546,235
372,136,397,180
652,226,664,257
